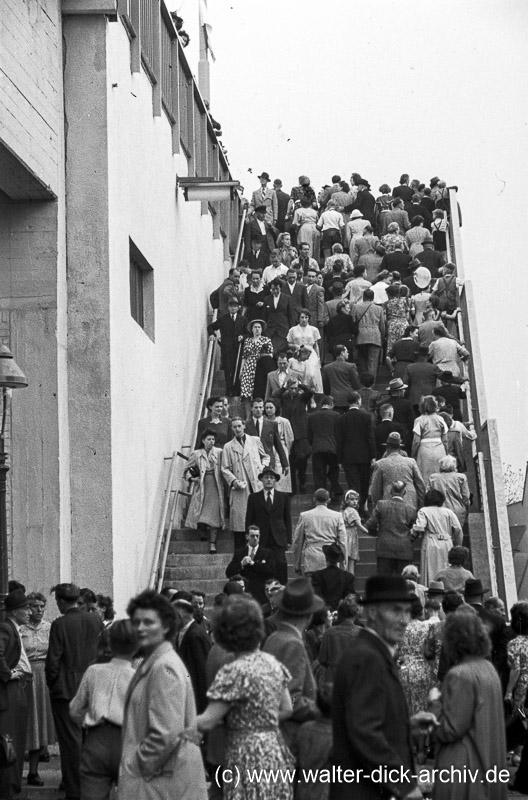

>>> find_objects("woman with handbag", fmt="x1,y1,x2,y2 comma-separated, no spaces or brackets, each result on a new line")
184,429,225,554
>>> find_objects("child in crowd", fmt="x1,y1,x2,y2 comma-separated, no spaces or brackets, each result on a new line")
341,490,368,574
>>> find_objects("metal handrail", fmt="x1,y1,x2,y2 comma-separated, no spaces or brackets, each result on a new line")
150,206,247,592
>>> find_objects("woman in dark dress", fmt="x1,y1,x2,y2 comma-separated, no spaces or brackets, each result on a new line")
387,325,418,379
243,271,268,323
325,300,356,360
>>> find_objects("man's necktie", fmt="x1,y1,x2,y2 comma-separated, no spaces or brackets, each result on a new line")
266,491,273,509
256,419,260,437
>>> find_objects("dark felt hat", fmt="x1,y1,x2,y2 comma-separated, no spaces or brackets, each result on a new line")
386,378,407,392
427,580,446,596
258,172,271,181
360,575,413,604
5,590,29,611
254,204,267,213
385,432,403,447
258,466,280,481
464,578,488,597
322,543,344,562
276,578,324,616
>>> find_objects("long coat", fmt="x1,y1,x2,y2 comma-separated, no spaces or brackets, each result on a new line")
221,435,269,531
184,447,225,530
293,504,347,573
330,629,416,800
118,641,207,800
369,451,426,511
434,658,507,800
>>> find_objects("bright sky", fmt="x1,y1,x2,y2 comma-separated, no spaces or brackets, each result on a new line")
201,0,528,469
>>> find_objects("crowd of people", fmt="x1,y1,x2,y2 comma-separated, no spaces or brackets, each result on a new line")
0,170,520,800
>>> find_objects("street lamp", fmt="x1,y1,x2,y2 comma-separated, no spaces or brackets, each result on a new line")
0,346,28,618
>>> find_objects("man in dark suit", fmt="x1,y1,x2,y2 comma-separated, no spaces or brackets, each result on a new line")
374,402,407,459
273,178,290,233
415,234,446,279
207,297,247,396
311,544,355,611
304,267,325,330
403,345,439,412
263,278,295,354
245,397,289,473
307,395,341,496
0,590,32,799
282,268,308,321
172,592,212,714
245,467,292,585
366,481,417,574
45,583,103,800
244,205,275,270
226,526,277,605
337,391,376,512
331,576,435,800
384,378,415,452
464,579,509,688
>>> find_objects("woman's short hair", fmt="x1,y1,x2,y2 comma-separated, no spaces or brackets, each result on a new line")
298,308,311,321
387,222,400,233
448,546,469,566
127,589,178,640
212,595,264,653
27,592,47,605
379,184,391,194
410,215,424,227
96,594,115,621
419,395,438,415
443,262,456,274
336,301,349,315
439,455,457,472
385,284,399,298
201,428,217,443
339,181,350,193
310,606,330,627
424,488,445,507
337,595,358,621
109,618,139,656
510,602,528,635
399,174,409,184
442,590,465,615
399,285,409,298
265,397,281,415
206,395,222,410
442,611,491,665
410,594,424,619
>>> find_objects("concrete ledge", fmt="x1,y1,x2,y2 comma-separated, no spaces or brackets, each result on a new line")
62,0,117,16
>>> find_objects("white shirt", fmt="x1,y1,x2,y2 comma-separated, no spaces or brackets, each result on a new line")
69,658,135,727
265,489,275,505
262,264,288,284
257,219,266,235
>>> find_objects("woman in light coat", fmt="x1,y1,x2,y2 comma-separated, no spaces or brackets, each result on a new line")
184,429,225,554
427,455,470,527
118,590,207,800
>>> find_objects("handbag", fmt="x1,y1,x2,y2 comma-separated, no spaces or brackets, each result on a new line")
0,733,16,769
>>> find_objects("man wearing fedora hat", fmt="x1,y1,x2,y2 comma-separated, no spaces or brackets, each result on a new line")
370,432,425,512
293,489,347,577
374,403,406,459
0,590,32,798
207,296,248,397
244,205,276,270
311,543,355,611
249,172,278,228
383,377,415,451
225,526,277,605
415,233,446,279
245,466,291,585
331,575,434,800
263,578,322,746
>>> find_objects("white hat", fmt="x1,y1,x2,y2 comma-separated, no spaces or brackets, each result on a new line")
350,210,363,220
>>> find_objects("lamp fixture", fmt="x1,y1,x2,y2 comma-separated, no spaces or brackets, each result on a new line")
177,177,240,202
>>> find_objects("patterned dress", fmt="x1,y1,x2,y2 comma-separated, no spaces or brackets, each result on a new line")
208,651,293,800
20,620,57,749
240,336,274,400
507,636,528,707
399,619,431,715
385,298,409,353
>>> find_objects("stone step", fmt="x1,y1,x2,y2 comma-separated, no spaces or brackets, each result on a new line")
166,552,232,567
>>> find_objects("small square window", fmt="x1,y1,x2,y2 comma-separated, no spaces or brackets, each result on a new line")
129,239,155,341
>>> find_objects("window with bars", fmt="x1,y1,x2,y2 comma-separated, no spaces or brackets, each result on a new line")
139,0,155,75
130,240,155,341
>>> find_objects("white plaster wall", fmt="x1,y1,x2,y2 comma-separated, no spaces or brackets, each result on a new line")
106,22,229,613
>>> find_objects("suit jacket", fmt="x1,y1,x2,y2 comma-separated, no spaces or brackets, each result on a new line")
249,187,278,225
387,395,415,447
244,217,275,264
275,189,290,230
293,505,348,573
282,281,308,321
245,489,292,548
265,369,293,400
263,293,295,340
374,419,407,459
369,451,425,510
225,545,277,604
311,566,355,611
330,629,415,800
45,607,103,700
221,435,269,532
403,361,439,408
207,312,247,359
337,408,376,464
307,408,340,454
304,283,325,328
244,417,288,470
366,496,417,560
0,619,21,711
176,621,212,714
348,189,376,226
